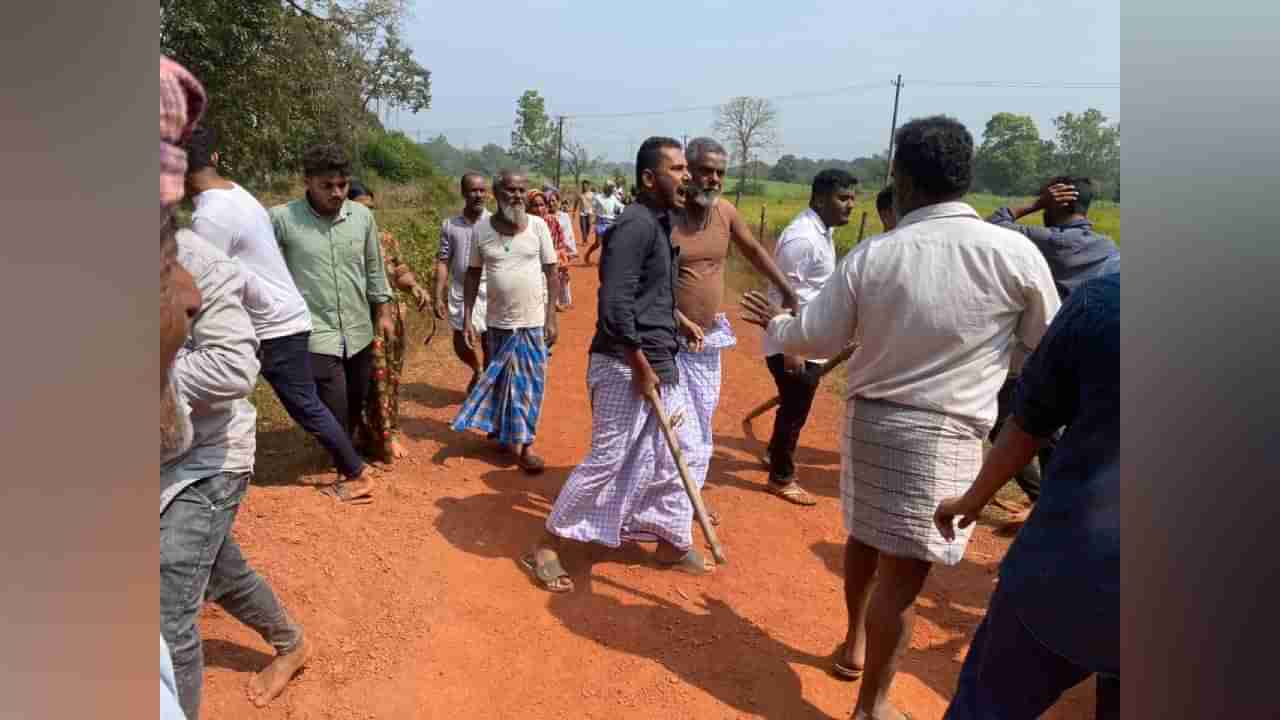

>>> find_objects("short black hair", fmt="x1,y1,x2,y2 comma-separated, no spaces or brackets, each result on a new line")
302,143,352,178
635,136,682,189
347,180,372,201
812,168,858,197
892,115,973,198
1047,175,1096,214
460,171,485,191
876,185,894,212
184,125,216,174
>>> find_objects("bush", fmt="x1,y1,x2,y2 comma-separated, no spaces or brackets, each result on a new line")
361,130,436,183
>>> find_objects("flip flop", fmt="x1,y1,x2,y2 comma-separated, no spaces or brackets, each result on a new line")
657,548,714,576
516,451,546,474
832,642,863,681
521,552,573,593
318,480,373,505
767,481,818,506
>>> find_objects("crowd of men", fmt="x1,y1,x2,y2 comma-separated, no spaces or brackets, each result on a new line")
161,54,1118,720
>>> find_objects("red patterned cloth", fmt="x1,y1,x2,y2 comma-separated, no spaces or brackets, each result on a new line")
160,57,206,218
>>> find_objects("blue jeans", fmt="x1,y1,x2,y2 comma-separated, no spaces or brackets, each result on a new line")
944,579,1118,720
259,331,366,478
160,472,302,719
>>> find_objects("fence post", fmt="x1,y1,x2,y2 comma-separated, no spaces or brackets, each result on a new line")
857,211,868,243
758,204,768,246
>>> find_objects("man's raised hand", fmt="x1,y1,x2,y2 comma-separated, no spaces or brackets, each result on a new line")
740,290,785,329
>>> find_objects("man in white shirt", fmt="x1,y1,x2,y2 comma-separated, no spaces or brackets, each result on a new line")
435,173,493,395
761,168,858,506
742,115,1060,720
451,170,559,474
183,126,376,493
583,181,624,265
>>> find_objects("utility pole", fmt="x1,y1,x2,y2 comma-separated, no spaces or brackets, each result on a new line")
555,115,565,189
884,74,903,186
682,133,688,149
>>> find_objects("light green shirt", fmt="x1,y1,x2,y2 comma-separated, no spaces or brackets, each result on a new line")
270,197,392,357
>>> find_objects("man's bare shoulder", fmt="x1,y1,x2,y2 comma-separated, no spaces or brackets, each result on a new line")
715,197,742,221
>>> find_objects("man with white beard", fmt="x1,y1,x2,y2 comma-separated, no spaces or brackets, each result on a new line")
669,138,798,513
451,170,559,473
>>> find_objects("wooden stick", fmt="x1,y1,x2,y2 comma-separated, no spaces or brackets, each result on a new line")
644,387,727,565
741,343,858,427
857,210,868,242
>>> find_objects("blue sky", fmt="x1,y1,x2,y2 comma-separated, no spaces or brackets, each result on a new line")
389,0,1119,162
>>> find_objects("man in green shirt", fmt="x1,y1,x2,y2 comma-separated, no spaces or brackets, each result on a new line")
271,144,395,502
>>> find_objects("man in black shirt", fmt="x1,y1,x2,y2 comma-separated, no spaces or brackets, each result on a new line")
527,137,709,593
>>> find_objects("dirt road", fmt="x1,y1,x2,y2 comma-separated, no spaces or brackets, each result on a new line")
199,262,1091,719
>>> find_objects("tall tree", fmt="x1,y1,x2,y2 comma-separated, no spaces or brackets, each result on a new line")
562,141,601,188
975,113,1043,195
712,96,780,203
1051,108,1120,197
770,154,800,183
510,90,556,175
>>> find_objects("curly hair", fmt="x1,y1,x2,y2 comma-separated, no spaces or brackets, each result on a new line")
184,125,216,174
893,116,973,198
302,143,352,178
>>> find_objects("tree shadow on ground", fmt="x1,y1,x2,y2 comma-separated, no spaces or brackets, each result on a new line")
399,381,468,410
545,573,832,718
252,427,338,488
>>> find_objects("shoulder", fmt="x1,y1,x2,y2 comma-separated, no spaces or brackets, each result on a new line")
345,201,375,226
715,197,742,223
176,228,237,282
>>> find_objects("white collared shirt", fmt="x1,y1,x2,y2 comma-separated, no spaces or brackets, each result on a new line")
763,208,837,360
765,201,1061,432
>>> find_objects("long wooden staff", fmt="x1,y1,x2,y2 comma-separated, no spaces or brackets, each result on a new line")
643,387,728,565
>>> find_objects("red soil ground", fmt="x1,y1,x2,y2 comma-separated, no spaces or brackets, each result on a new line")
199,262,1092,719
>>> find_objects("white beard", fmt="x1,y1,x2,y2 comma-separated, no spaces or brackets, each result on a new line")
692,189,720,209
499,204,526,226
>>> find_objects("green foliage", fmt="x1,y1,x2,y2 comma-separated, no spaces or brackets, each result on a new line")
510,90,557,175
160,0,431,184
975,113,1043,195
361,129,434,182
1050,109,1121,200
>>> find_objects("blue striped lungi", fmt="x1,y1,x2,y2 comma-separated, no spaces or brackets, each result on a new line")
451,327,547,447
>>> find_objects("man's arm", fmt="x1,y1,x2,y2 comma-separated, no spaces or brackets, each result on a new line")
935,285,1084,538
364,215,395,337
988,183,1079,251
173,255,260,405
742,250,857,361
727,206,799,311
596,215,646,348
543,264,559,346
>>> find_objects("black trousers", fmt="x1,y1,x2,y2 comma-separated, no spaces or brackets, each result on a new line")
766,354,823,484
310,343,375,438
991,374,1056,503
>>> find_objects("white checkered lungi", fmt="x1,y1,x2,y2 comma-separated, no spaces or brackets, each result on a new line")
843,396,986,565
674,313,737,490
546,353,699,551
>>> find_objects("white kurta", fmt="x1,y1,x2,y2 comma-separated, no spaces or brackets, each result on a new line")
765,201,1062,562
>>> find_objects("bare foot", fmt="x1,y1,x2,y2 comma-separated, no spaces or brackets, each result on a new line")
389,436,410,459
247,634,309,708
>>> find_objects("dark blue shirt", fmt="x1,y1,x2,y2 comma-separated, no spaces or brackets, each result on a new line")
999,272,1119,676
589,201,681,384
989,208,1120,299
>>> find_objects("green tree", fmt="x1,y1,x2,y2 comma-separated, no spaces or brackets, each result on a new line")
510,90,556,175
975,113,1043,195
770,154,800,183
1051,108,1120,198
